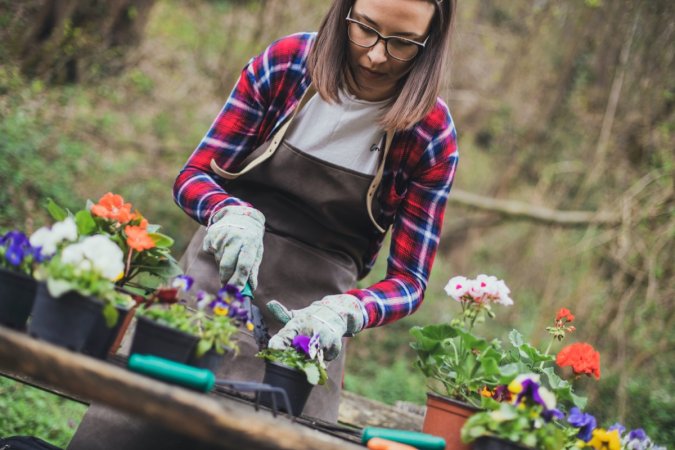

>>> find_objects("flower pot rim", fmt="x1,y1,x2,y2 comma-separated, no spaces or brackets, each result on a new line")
136,315,196,338
265,360,303,374
474,435,534,450
0,266,34,280
426,391,481,411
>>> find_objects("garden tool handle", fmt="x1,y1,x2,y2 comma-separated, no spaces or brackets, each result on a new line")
361,427,446,450
241,282,270,349
128,354,215,392
367,438,418,450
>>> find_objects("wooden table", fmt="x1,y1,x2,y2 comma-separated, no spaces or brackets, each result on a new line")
0,326,366,450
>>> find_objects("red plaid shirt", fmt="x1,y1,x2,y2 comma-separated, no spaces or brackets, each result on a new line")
174,33,459,329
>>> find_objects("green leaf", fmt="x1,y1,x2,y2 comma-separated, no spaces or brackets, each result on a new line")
196,339,213,358
75,210,96,235
303,364,320,385
508,329,524,347
148,232,174,249
45,198,68,221
102,303,119,328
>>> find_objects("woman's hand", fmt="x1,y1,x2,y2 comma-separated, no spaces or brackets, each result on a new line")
203,205,265,290
266,294,365,361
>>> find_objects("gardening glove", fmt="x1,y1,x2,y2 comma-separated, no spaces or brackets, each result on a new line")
266,294,366,361
203,205,265,290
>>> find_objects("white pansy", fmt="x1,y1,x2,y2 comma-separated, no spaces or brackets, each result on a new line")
29,217,78,256
444,275,470,301
60,235,124,280
537,386,557,410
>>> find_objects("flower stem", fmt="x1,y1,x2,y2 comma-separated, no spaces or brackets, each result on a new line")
539,338,555,370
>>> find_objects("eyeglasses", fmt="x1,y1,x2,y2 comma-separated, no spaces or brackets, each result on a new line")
345,8,429,62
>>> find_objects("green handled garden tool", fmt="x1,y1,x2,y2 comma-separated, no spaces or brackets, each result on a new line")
241,282,270,350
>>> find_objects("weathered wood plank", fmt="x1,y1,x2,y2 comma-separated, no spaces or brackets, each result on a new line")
338,391,424,431
0,326,363,450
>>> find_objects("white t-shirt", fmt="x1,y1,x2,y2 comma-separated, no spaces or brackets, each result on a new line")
285,90,388,175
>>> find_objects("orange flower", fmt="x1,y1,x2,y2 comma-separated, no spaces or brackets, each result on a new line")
556,308,575,323
91,193,134,224
125,225,155,252
556,342,601,379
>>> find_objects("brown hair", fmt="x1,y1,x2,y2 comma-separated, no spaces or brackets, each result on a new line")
308,0,457,131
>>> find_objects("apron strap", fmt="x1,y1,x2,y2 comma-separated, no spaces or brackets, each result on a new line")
210,84,317,180
210,83,392,234
366,130,394,234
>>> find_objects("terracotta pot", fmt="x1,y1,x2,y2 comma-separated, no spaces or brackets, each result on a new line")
422,392,480,450
473,436,532,450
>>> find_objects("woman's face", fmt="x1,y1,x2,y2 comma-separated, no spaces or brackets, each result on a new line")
346,0,435,102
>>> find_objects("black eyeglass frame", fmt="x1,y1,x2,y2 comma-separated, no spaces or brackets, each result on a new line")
345,7,429,62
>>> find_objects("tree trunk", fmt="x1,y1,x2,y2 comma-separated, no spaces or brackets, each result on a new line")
14,0,156,83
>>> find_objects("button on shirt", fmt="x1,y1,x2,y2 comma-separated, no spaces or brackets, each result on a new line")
285,89,388,175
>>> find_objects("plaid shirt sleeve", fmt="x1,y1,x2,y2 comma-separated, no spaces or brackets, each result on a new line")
173,34,311,225
348,111,459,329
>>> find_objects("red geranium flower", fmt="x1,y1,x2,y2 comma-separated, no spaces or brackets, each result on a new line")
556,342,601,379
556,307,575,323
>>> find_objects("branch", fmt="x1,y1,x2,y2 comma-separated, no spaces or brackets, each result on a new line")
448,189,621,226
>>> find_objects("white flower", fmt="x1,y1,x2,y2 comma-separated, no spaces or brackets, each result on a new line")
444,276,470,301
538,386,557,410
495,279,514,306
476,274,500,297
60,235,124,280
29,217,78,256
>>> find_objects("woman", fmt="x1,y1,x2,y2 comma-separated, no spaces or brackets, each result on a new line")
68,0,458,448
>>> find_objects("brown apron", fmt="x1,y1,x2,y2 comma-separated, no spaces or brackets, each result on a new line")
68,86,391,449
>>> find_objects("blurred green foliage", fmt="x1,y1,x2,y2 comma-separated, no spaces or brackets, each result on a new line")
0,0,672,447
0,377,86,446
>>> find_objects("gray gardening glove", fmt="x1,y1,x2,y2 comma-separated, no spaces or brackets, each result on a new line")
203,205,265,290
266,294,366,361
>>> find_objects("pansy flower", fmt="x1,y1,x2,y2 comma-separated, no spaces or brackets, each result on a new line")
292,334,311,355
567,407,597,442
29,217,78,257
588,428,620,450
1,230,44,267
217,284,244,304
171,275,194,293
209,296,230,317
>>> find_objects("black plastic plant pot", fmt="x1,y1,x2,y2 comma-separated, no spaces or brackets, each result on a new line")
0,268,38,330
27,283,104,352
259,361,313,417
82,306,131,360
473,436,532,450
189,347,229,372
129,316,199,364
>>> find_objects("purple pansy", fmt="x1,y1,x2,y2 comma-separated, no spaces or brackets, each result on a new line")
292,335,311,355
217,284,244,304
1,230,43,268
171,275,194,292
628,428,647,441
567,407,597,442
542,407,564,421
608,423,626,436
